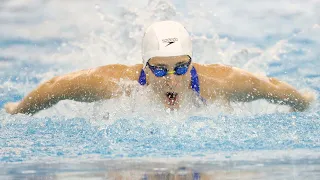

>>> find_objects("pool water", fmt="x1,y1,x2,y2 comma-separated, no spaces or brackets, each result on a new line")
0,0,319,179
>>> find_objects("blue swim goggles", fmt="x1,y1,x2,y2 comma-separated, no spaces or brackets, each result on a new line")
146,59,192,77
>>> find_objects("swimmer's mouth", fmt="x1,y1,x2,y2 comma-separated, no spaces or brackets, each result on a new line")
166,92,178,105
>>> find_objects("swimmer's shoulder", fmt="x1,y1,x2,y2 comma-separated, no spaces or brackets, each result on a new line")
193,63,234,78
93,63,143,81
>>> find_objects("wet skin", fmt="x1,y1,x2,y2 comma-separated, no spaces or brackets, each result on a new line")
145,56,193,109
5,55,314,115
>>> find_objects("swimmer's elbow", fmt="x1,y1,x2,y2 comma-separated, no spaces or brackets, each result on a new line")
45,76,73,101
45,68,118,102
51,73,106,102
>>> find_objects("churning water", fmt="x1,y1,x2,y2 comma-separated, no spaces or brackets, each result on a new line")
0,0,319,179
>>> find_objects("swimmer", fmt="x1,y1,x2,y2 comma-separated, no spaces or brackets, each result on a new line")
4,21,314,115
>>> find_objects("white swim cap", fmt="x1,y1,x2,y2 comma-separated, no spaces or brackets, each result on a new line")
142,21,192,67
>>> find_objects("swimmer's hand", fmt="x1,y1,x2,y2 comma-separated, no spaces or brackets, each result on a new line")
4,102,19,115
290,91,315,112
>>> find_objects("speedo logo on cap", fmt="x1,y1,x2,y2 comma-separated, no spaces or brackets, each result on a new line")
162,38,178,47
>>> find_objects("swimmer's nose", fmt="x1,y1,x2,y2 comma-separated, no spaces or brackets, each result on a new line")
166,73,179,87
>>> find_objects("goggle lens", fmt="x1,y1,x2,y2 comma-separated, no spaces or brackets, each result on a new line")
147,59,191,77
175,65,189,75
153,68,167,77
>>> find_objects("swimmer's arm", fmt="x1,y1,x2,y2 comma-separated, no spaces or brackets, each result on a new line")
5,67,122,115
227,68,314,111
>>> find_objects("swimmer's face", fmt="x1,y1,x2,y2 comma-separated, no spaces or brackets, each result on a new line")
145,55,192,109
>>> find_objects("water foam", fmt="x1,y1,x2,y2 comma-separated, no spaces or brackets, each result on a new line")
0,0,319,164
